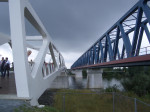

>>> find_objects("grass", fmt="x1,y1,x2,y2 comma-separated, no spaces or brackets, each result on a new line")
14,105,60,112
15,89,150,112
54,89,113,112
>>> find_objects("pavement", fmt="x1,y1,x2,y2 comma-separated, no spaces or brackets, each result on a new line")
0,99,30,112
0,71,30,112
0,72,16,94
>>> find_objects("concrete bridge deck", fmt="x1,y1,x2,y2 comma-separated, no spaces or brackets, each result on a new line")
0,72,16,95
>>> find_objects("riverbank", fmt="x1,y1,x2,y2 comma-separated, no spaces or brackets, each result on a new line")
15,89,150,112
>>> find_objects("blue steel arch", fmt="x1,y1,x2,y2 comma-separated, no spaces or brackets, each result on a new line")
71,0,150,69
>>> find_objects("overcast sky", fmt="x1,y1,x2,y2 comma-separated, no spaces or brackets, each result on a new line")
0,0,139,68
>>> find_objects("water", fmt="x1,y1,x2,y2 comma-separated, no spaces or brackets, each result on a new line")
103,78,124,91
68,76,124,91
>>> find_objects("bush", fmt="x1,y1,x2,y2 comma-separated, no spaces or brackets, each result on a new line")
105,84,120,92
82,70,87,78
121,66,150,96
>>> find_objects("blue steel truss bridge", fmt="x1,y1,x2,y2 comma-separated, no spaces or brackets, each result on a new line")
71,0,150,69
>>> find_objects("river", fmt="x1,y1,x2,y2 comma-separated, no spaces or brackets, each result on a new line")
68,76,124,91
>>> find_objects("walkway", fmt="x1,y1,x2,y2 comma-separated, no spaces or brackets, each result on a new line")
0,72,16,94
0,99,29,112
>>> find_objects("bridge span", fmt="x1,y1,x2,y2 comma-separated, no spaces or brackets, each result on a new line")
71,0,150,69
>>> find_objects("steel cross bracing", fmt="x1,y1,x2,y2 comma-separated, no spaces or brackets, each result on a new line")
0,0,66,106
71,0,150,69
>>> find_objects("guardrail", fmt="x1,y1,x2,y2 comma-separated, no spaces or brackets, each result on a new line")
28,62,56,77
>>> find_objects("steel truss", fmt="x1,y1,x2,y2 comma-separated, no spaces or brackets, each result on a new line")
71,0,150,69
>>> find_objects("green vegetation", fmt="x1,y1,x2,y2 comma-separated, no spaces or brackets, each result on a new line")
15,89,150,112
82,69,87,78
105,85,120,92
15,66,150,112
14,105,60,112
103,66,150,97
103,67,127,80
122,66,150,97
54,89,113,112
67,70,75,75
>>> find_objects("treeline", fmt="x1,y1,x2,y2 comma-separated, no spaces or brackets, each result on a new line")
103,66,150,96
103,67,127,80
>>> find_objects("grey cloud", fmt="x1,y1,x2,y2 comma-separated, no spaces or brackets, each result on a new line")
29,0,138,53
0,0,138,55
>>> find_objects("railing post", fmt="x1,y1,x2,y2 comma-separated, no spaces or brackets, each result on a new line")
134,98,137,112
113,92,115,112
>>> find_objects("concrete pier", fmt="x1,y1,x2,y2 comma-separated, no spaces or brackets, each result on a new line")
72,70,82,78
87,69,103,88
50,72,69,89
71,70,83,87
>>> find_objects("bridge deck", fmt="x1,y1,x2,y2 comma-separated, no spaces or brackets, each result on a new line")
0,72,16,94
73,54,150,69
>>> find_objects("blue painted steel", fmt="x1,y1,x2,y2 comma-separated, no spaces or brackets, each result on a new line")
71,0,150,69
114,27,120,60
104,38,108,62
141,1,150,25
99,41,104,63
121,45,125,59
87,52,89,64
106,34,114,61
117,49,121,59
143,25,150,43
131,7,143,56
96,45,100,64
118,24,132,57
136,27,144,56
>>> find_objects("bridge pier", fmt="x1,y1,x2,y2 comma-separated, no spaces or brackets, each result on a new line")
87,69,103,88
71,70,83,87
72,70,83,78
50,71,69,89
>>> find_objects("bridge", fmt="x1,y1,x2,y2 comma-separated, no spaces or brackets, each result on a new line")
0,0,66,106
0,0,150,107
71,0,150,89
71,0,150,69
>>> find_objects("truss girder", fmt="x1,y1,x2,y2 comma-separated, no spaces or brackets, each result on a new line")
71,0,150,69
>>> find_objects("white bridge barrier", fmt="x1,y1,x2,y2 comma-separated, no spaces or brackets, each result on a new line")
0,0,66,106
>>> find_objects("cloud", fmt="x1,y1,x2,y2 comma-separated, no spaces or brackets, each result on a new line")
0,0,140,68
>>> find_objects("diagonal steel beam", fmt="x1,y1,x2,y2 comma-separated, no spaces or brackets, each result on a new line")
131,7,143,56
119,24,132,57
136,27,144,56
99,41,104,63
114,26,120,59
106,34,114,61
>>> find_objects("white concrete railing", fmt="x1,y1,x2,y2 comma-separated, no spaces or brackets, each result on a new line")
42,63,55,77
29,60,65,78
29,62,55,77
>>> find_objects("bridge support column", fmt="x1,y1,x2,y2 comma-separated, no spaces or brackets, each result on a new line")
9,0,31,98
71,70,83,87
87,69,103,88
72,70,83,78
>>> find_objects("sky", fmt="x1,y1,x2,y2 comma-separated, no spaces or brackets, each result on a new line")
0,0,140,68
